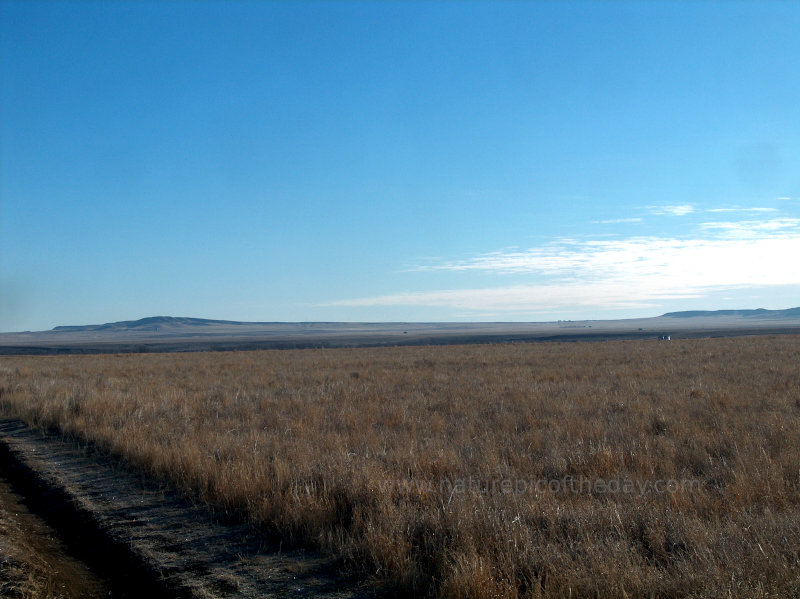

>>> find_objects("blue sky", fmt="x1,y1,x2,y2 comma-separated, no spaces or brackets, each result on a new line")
1,1,799,331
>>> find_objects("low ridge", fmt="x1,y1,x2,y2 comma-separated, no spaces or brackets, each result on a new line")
52,316,259,332
663,307,800,318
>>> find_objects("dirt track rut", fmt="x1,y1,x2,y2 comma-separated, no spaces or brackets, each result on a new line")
0,419,377,598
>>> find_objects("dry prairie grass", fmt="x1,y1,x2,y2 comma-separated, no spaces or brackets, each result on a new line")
1,336,799,597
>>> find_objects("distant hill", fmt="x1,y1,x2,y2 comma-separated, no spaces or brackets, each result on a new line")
52,316,264,332
663,308,800,318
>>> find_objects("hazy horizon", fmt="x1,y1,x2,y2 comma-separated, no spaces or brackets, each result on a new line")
2,1,799,332
4,306,800,335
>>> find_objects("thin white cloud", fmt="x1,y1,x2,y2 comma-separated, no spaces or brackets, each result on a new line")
331,208,800,314
706,207,776,213
331,234,800,312
649,204,695,216
329,282,704,313
593,217,643,224
699,218,800,237
777,197,792,201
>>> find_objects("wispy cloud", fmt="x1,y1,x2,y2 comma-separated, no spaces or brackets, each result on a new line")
699,218,800,237
706,207,776,213
407,234,800,279
329,282,699,313
777,197,793,201
330,205,800,315
331,233,800,312
592,217,643,224
648,204,695,216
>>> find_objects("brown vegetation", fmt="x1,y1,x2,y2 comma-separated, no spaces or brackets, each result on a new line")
1,336,799,597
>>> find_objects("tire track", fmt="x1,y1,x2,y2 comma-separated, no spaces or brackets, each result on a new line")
0,419,377,598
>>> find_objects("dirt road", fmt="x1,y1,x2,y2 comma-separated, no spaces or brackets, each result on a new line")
0,419,377,598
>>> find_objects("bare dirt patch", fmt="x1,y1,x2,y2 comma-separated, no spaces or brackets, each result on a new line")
0,475,109,599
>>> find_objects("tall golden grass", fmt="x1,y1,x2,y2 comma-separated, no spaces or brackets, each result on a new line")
1,336,799,597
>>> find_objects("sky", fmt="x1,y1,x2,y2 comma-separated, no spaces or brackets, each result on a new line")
1,0,799,331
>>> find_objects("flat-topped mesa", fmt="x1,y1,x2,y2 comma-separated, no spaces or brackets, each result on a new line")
52,316,255,332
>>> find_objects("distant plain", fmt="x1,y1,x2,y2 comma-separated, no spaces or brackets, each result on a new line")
2,308,800,355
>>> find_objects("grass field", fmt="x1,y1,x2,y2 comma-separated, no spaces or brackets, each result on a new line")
1,336,799,597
